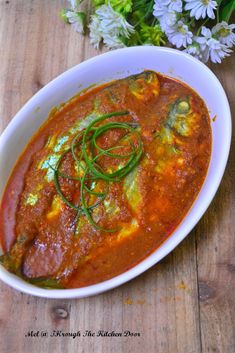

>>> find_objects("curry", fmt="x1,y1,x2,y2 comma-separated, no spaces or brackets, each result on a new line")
0,71,211,289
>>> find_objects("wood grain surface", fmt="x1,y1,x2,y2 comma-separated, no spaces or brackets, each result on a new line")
0,1,234,352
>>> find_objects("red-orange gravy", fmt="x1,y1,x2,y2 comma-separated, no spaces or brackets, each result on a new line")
0,71,211,289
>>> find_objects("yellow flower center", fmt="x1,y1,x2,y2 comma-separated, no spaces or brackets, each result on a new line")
219,28,229,37
179,26,186,34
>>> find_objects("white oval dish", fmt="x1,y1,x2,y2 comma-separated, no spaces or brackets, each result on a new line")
0,46,231,298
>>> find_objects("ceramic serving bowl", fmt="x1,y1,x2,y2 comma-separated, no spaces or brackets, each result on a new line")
0,46,231,298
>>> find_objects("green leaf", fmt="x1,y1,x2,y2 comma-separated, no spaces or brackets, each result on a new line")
220,0,235,22
139,24,166,46
106,0,133,15
60,9,69,23
92,0,133,14
92,0,105,7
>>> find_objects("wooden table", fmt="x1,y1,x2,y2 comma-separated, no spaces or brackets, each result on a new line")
0,1,234,352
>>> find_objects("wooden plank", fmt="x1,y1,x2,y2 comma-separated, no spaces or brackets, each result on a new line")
196,57,235,353
0,1,233,353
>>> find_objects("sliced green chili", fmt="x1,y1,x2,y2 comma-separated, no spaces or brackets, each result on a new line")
50,110,143,232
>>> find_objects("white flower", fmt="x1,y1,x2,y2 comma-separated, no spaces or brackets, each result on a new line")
162,12,177,34
212,21,235,47
185,0,217,20
184,44,200,57
167,0,182,12
153,0,182,15
153,6,177,34
184,43,204,61
195,27,232,63
207,38,232,63
96,4,134,38
167,20,193,48
66,10,85,33
89,4,134,50
103,34,125,50
153,0,181,33
153,1,169,17
68,0,80,10
195,26,211,49
89,15,103,49
161,12,178,33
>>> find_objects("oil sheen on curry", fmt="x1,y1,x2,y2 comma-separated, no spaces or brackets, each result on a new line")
0,71,211,289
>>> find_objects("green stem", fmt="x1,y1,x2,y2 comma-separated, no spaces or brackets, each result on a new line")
134,0,154,28
196,18,210,36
